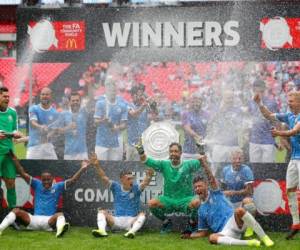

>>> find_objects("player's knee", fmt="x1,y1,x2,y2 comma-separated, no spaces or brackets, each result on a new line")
242,197,253,206
98,209,108,216
12,208,21,215
242,198,256,215
209,234,219,244
235,207,246,218
56,212,64,217
138,212,146,217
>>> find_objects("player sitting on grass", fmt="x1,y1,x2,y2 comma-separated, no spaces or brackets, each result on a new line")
182,154,274,247
90,153,154,239
0,151,89,237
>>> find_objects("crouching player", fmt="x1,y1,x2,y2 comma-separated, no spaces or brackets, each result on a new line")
90,153,154,238
0,151,89,237
183,155,274,247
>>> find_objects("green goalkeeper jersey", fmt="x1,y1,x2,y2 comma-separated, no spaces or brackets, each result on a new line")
145,157,201,199
0,107,18,154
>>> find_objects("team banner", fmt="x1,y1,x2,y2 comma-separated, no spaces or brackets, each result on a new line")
16,2,300,63
0,160,293,231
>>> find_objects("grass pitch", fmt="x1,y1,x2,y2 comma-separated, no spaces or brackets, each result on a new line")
0,227,299,250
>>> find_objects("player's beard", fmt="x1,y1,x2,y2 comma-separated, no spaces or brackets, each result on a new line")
0,102,8,111
71,104,80,113
170,155,180,165
41,99,51,106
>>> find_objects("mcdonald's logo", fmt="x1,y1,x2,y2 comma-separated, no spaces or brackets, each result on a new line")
66,38,77,49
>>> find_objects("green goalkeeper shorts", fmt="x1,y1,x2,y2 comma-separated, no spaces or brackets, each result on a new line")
0,154,16,179
158,195,197,214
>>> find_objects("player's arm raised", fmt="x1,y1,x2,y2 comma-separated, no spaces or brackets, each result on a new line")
8,150,31,184
253,93,277,122
90,153,110,187
199,155,218,190
66,160,90,188
140,168,155,191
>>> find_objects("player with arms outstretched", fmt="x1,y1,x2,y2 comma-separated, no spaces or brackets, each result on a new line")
90,153,154,238
0,152,89,237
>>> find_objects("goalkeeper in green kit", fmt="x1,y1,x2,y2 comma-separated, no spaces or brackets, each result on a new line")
136,141,201,234
0,87,22,209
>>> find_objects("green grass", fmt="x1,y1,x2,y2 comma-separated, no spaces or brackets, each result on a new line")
0,227,299,250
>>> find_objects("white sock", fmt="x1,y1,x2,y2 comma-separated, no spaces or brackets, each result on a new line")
0,212,16,232
97,212,107,231
56,215,66,230
242,212,266,239
217,236,249,246
288,192,299,225
129,214,146,234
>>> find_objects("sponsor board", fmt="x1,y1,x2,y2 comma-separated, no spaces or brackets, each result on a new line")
16,2,300,62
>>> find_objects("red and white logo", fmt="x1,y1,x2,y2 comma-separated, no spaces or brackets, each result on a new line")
28,20,85,53
260,17,293,51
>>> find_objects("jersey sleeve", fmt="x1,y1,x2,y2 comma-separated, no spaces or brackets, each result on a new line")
109,180,118,194
275,113,289,124
55,181,66,192
243,166,254,185
220,166,228,185
29,106,38,121
30,177,41,190
144,157,164,171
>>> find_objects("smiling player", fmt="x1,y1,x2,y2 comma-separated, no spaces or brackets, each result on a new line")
90,153,154,238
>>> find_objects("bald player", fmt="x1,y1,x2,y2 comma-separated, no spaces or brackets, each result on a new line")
27,87,59,159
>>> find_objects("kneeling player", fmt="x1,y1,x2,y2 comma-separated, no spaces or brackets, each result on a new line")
183,155,274,247
90,153,154,238
0,152,89,237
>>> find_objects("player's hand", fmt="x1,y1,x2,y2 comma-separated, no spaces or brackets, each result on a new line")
89,153,99,166
13,131,23,139
111,124,119,133
198,154,208,164
81,160,90,170
145,168,155,177
40,125,48,133
180,231,192,239
0,132,6,140
271,127,281,137
253,93,262,105
70,122,77,130
134,138,145,155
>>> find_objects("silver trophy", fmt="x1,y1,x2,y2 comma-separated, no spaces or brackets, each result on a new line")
142,122,179,159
